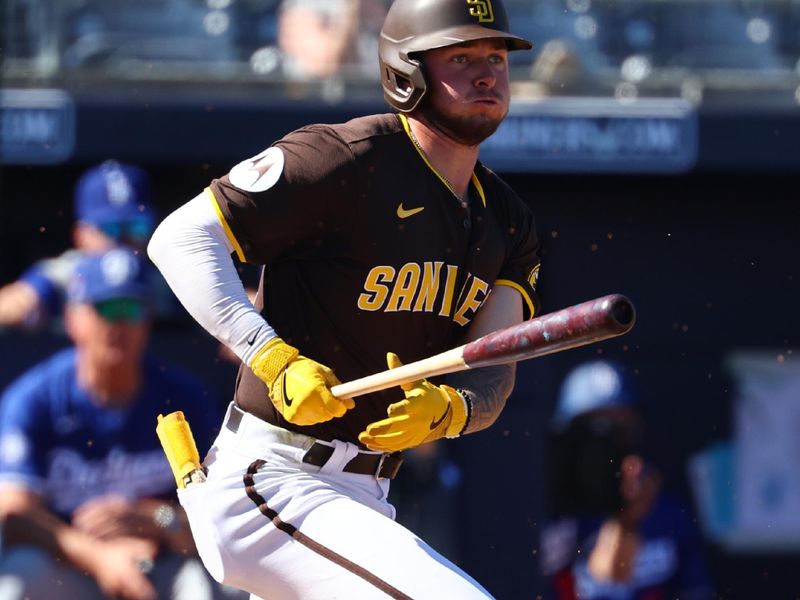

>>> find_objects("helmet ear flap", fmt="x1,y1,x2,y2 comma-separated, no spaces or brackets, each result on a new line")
385,69,414,102
380,53,427,113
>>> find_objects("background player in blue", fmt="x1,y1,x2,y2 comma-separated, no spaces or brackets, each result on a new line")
0,248,239,600
540,361,714,600
0,160,170,331
148,0,541,597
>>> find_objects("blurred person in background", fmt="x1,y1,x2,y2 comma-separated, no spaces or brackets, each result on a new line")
539,360,713,600
0,160,175,331
0,248,240,600
277,0,390,80
526,39,592,96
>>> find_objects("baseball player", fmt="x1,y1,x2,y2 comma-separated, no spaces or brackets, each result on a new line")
0,160,157,331
148,0,540,597
541,361,713,600
0,248,231,600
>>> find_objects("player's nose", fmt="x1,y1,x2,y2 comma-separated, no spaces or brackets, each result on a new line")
472,60,497,88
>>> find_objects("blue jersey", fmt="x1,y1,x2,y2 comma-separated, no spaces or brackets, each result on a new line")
541,494,713,600
0,348,221,518
19,250,83,327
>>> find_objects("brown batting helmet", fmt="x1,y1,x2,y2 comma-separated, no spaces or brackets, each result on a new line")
379,0,533,112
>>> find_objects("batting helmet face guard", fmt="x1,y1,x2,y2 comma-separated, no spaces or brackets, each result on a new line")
379,0,533,112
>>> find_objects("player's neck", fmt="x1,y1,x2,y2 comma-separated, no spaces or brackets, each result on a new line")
407,116,479,201
76,353,142,408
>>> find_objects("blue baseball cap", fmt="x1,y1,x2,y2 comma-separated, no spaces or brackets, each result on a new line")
74,160,154,227
68,248,151,306
552,360,636,431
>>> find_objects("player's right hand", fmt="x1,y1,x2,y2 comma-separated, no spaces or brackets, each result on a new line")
0,281,43,329
250,337,354,425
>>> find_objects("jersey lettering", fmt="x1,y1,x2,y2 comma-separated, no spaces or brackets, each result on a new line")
439,264,459,317
414,261,443,312
45,448,173,516
453,275,490,325
357,266,395,311
360,263,488,325
386,263,421,312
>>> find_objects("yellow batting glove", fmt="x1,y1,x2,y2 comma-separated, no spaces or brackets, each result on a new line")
250,338,355,426
358,352,468,452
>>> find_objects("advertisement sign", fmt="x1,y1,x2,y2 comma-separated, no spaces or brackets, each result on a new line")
481,97,698,173
1,89,75,164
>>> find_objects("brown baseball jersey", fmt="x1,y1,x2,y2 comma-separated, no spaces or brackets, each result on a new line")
210,112,540,445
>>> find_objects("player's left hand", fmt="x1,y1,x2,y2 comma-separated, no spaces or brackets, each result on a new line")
358,352,468,452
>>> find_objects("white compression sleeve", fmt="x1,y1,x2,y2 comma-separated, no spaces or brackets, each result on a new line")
147,190,276,365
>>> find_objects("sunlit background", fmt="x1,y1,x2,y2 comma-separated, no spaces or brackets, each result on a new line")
6,0,800,101
2,1,800,598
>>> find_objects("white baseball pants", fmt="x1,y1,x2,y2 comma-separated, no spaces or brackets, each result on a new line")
178,403,494,600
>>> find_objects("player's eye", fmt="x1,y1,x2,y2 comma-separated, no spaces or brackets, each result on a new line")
451,54,468,64
488,54,506,65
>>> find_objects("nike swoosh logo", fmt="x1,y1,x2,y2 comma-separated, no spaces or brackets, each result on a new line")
246,326,262,347
282,373,293,407
397,203,425,219
430,405,451,430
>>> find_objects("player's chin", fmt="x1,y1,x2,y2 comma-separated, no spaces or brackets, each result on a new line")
462,106,507,128
101,346,137,366
464,112,505,134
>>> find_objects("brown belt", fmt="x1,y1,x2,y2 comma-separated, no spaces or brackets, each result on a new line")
225,405,403,480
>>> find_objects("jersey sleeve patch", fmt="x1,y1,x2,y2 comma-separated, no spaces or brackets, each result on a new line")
527,263,540,290
229,147,285,193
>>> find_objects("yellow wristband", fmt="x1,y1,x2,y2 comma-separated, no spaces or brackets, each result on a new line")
249,337,300,387
442,385,468,438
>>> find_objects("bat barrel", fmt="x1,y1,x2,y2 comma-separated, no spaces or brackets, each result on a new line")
331,294,636,399
462,293,636,369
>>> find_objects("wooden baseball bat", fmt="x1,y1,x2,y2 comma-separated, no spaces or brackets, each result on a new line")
330,293,636,398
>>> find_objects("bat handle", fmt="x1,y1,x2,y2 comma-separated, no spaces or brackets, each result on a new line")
330,346,467,399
